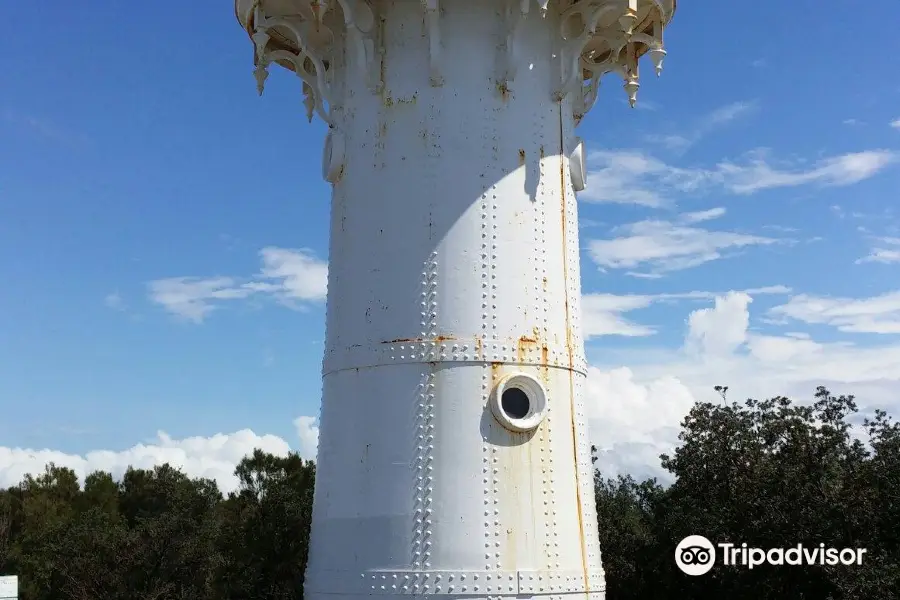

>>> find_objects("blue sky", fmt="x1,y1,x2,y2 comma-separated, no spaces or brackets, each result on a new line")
1,0,899,488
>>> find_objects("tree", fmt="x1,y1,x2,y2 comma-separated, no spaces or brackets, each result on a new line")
593,386,900,599
214,449,316,600
1,386,897,599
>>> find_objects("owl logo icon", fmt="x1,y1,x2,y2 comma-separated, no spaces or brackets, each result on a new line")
675,535,716,575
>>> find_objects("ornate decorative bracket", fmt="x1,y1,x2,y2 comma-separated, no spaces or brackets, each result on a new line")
554,0,673,115
238,0,675,128
249,4,336,126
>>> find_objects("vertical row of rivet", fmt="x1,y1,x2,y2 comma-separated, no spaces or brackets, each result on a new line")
535,98,558,573
489,69,502,576
479,68,500,573
412,253,438,571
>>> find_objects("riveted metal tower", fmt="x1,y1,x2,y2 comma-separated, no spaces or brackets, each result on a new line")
233,1,677,598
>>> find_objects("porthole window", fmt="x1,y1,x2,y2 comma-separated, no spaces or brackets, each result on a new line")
491,373,547,433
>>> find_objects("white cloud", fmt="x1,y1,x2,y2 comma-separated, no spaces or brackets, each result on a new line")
7,289,900,488
583,294,657,338
579,150,711,207
856,236,900,265
645,101,755,151
257,247,329,303
677,207,727,224
293,416,320,459
768,291,900,334
585,290,900,480
579,148,896,207
891,118,900,130
719,149,897,194
857,249,900,264
2,108,91,148
148,247,327,323
0,416,323,494
685,292,752,355
582,285,790,339
586,210,782,275
585,367,695,481
104,292,125,311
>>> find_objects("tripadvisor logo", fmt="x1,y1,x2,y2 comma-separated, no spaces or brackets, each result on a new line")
675,535,867,576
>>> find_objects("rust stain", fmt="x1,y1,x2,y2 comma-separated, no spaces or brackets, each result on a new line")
569,367,589,590
382,335,455,344
518,149,526,165
517,335,537,364
539,145,545,159
542,276,548,292
541,345,549,366
378,18,386,85
475,336,483,360
497,80,511,101
559,103,589,592
490,362,503,386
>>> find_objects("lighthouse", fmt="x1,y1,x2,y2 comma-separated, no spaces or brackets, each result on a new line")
233,1,677,598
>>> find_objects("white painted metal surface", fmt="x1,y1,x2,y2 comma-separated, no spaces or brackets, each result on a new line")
233,2,676,599
0,575,17,600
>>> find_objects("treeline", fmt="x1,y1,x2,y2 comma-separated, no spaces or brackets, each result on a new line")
1,387,898,599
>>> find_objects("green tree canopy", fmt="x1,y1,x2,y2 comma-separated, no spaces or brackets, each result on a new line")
0,387,896,599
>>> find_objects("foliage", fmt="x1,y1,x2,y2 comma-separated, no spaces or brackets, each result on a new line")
0,387,897,598
593,386,900,599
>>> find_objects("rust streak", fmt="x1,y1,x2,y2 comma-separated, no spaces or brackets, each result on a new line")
382,335,456,344
559,102,589,592
490,362,503,386
497,80,511,101
569,368,589,592
517,335,537,364
518,148,526,165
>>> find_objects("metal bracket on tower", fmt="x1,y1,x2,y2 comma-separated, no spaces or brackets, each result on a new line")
335,0,383,93
250,3,336,125
500,0,530,85
422,0,443,86
555,2,623,101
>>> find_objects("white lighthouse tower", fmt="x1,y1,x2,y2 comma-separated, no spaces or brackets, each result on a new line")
233,1,677,598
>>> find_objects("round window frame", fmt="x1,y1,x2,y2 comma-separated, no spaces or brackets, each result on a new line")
490,372,548,433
